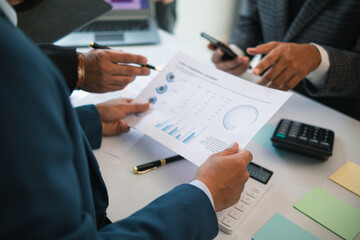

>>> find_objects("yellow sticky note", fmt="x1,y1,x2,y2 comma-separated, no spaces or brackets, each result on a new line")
329,162,360,197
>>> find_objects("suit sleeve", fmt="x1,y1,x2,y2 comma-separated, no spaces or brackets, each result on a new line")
38,43,78,92
101,184,218,240
228,0,263,55
75,105,103,149
303,34,360,98
2,16,219,240
38,45,103,148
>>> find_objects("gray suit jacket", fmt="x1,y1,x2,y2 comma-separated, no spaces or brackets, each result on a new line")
229,0,360,101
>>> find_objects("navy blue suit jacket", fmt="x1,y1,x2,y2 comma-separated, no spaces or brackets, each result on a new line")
37,43,103,150
0,12,217,239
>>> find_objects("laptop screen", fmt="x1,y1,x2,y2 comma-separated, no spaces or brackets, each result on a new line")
104,0,149,10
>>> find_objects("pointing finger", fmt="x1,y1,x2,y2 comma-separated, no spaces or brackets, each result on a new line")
247,41,280,55
108,51,148,65
212,48,224,64
253,49,281,76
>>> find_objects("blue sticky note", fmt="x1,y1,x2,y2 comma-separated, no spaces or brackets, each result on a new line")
253,123,287,157
253,213,320,240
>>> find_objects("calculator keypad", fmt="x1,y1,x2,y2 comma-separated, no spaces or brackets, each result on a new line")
217,163,273,234
272,119,334,160
217,182,264,234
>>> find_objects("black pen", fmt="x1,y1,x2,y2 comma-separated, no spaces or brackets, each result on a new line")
89,42,162,71
133,155,184,174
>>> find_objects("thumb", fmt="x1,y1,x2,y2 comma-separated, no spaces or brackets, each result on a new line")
217,142,239,156
207,43,217,51
247,41,280,55
211,48,224,64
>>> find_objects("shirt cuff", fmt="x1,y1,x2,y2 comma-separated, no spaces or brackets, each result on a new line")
306,43,330,89
229,44,245,57
190,180,215,210
229,44,261,70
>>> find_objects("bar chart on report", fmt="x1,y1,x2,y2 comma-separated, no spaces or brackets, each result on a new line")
149,82,235,145
155,117,208,144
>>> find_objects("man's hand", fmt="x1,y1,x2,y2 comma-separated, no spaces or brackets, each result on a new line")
208,43,250,76
247,41,321,91
95,98,150,136
83,50,151,93
195,143,252,212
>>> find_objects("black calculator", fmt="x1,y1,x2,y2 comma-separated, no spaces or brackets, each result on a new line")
271,119,334,160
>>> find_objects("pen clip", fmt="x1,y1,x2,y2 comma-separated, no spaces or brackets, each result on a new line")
133,166,157,174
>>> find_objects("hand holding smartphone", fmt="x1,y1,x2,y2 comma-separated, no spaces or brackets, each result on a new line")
201,32,237,61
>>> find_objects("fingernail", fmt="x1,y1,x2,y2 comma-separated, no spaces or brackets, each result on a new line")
143,101,149,106
253,68,260,75
230,142,237,149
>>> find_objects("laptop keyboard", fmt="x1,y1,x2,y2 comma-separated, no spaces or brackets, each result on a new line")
78,20,149,32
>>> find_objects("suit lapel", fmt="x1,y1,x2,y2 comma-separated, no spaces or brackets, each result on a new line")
272,0,290,41
283,0,333,42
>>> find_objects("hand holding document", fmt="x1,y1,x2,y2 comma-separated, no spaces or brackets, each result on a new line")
125,52,292,166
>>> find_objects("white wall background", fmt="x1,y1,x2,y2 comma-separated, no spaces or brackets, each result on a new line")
173,0,240,50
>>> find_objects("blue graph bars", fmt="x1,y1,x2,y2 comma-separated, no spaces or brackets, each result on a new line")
169,127,179,136
156,119,169,128
183,132,195,144
155,118,207,144
162,124,173,132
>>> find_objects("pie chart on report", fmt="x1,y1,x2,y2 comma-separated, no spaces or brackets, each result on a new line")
223,105,258,131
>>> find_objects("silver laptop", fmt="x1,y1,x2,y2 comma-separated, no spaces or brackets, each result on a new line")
17,0,112,43
56,0,160,47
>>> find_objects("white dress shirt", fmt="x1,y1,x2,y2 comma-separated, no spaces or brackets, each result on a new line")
0,0,17,25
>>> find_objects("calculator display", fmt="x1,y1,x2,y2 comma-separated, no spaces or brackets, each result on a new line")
247,162,273,184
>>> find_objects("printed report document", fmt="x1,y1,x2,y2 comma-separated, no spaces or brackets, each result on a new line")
126,52,292,166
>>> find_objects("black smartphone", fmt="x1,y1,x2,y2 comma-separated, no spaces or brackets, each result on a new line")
201,32,238,61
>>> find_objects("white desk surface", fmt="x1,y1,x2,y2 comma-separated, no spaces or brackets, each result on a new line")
74,30,360,240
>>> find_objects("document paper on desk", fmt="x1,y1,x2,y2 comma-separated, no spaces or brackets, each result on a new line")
125,52,292,166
